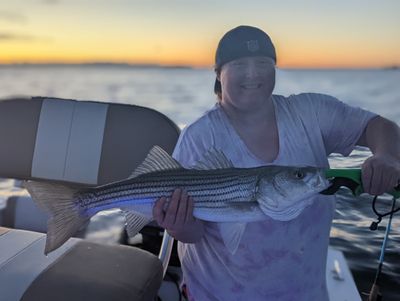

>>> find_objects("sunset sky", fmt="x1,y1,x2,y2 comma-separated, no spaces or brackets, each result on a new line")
1,0,399,68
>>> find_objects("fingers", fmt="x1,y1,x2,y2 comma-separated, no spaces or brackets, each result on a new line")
153,196,167,225
163,188,181,226
362,155,400,195
389,173,399,190
186,196,195,222
175,190,189,226
370,169,384,195
379,171,393,195
153,188,194,231
362,161,373,194
363,159,386,195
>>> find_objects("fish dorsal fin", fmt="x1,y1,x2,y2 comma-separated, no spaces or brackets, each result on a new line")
193,148,233,170
130,146,182,178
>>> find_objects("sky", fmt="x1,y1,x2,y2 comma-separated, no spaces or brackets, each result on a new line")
0,0,399,68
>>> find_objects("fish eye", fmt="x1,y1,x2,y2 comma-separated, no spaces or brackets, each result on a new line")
293,170,305,179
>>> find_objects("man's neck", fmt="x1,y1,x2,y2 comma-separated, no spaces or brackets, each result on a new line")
220,96,275,128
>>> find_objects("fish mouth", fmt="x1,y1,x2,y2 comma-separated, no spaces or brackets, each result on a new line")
315,172,331,191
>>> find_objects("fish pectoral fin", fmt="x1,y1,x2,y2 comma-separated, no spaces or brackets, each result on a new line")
218,222,247,255
129,146,182,179
124,211,152,237
192,147,233,170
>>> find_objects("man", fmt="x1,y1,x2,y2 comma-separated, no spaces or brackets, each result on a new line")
153,25,400,300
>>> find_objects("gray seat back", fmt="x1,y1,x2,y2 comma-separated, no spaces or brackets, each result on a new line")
0,96,180,185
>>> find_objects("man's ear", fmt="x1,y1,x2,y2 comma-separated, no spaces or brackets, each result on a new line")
215,70,221,81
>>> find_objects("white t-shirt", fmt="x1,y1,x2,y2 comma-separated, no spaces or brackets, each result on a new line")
172,93,377,301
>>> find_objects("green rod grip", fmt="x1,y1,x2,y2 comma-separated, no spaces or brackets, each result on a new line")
325,169,400,199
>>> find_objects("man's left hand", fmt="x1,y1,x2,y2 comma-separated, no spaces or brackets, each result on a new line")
361,154,400,195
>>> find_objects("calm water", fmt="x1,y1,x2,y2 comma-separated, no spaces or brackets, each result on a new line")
0,66,399,300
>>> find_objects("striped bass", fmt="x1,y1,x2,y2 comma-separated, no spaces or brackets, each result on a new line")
25,146,329,254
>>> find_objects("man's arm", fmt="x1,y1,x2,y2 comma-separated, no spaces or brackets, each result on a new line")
357,116,400,195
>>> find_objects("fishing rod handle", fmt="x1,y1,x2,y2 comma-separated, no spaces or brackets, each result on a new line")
325,169,400,198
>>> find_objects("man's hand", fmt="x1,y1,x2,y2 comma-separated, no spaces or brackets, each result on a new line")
153,188,204,243
362,154,400,195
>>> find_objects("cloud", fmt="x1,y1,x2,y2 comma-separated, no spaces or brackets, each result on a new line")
0,33,33,41
0,11,27,24
41,0,60,4
0,32,52,43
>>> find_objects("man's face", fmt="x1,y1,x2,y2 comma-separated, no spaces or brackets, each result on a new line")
219,56,275,111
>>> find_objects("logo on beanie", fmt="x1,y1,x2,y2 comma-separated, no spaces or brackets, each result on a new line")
246,40,259,52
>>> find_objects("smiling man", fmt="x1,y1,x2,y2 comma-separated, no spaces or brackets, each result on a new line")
152,25,400,300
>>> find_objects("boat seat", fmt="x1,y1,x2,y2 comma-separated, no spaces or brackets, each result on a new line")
0,96,180,301
0,195,48,233
0,227,163,301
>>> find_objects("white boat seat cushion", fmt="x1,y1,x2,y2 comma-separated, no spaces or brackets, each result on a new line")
0,227,163,301
0,227,79,301
0,196,48,233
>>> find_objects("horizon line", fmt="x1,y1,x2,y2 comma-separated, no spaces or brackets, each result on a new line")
0,62,398,70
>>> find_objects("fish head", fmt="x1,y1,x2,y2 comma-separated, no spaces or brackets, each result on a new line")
256,166,329,218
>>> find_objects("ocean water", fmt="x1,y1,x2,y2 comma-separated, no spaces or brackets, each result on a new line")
0,66,399,300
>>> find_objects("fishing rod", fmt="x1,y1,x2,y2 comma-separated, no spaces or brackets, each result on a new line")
320,169,400,301
322,169,400,199
367,196,396,301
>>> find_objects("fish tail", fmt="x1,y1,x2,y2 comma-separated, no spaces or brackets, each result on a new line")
24,180,89,254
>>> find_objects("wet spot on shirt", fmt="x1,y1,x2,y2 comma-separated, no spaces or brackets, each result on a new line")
290,251,303,264
238,242,248,251
261,249,289,265
239,251,262,272
231,282,245,293
222,255,233,267
312,233,321,240
299,217,312,233
243,250,254,263
256,218,277,233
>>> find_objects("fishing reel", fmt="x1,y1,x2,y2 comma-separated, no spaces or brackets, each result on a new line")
369,194,399,231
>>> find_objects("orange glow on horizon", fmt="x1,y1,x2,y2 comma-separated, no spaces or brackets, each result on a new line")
0,37,398,68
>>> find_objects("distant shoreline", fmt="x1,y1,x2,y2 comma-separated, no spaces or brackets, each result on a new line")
0,62,195,69
0,63,398,71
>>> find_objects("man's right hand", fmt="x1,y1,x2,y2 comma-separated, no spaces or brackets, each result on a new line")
153,188,205,243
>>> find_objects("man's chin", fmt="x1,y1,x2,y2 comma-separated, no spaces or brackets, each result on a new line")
236,97,271,111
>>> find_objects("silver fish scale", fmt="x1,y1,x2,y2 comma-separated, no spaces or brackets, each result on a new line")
85,176,235,202
94,171,242,198
95,169,255,197
78,167,264,210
